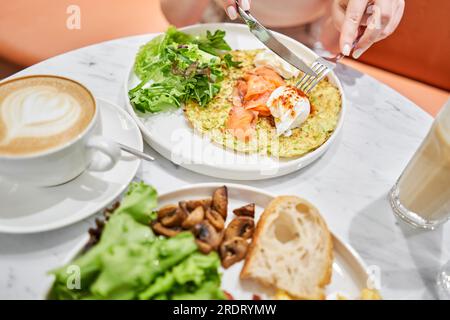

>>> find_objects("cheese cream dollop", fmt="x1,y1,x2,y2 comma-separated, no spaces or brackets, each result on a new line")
266,85,310,137
254,50,300,79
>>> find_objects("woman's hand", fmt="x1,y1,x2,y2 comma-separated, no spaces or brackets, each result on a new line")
332,0,405,58
222,0,404,59
222,0,251,20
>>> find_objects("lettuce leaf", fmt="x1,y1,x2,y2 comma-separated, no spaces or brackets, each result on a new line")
129,26,236,114
139,252,224,300
90,232,197,299
114,181,158,224
48,182,225,300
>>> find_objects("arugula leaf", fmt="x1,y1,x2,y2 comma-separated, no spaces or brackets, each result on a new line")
195,30,231,56
223,53,242,68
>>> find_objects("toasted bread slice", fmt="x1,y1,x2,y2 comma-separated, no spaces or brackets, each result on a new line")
240,196,333,300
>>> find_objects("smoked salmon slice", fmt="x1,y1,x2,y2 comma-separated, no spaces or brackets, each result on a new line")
226,106,257,141
244,92,271,116
243,67,285,101
227,66,285,140
253,66,285,87
232,79,248,107
244,75,275,101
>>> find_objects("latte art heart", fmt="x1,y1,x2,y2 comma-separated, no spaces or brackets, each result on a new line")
0,76,95,156
0,86,82,145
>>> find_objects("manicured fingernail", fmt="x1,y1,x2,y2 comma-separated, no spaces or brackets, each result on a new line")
342,44,351,56
241,0,250,11
353,48,366,59
366,5,374,14
227,6,238,20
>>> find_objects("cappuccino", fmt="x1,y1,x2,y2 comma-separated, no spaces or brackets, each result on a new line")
0,75,95,156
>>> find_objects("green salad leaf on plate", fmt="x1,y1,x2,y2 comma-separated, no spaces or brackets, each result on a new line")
128,26,238,114
48,182,225,300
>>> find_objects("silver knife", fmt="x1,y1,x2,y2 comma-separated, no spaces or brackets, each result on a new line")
235,1,317,77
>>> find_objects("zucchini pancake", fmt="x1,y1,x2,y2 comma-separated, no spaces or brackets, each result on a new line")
184,49,342,158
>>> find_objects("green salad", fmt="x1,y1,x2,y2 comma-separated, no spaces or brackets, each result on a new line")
128,26,239,114
48,182,225,300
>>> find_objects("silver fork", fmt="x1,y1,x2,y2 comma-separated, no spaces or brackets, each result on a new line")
297,27,365,94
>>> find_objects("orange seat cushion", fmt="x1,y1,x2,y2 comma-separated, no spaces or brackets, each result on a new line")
0,0,169,66
342,58,449,117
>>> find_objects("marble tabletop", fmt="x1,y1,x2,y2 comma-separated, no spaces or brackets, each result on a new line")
0,32,448,300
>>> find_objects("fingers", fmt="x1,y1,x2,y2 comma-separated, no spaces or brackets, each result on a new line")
240,0,251,11
223,0,251,20
380,0,405,40
352,0,398,58
331,0,371,30
223,0,238,20
339,0,369,56
333,0,405,59
352,11,383,58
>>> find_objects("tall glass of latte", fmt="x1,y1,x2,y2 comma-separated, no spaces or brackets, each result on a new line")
390,99,450,229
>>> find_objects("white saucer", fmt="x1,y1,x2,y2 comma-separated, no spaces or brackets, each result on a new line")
0,98,142,234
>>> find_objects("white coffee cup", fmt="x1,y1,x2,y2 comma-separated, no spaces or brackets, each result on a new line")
0,75,121,186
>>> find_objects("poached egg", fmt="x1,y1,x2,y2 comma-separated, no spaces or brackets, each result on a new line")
266,85,311,137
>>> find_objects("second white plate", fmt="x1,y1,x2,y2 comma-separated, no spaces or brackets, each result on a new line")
49,183,368,299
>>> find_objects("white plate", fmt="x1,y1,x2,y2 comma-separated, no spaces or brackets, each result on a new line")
49,183,368,300
0,99,142,234
125,23,346,180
